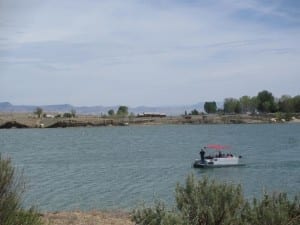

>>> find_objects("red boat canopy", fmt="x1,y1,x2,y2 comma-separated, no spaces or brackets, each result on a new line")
205,144,231,150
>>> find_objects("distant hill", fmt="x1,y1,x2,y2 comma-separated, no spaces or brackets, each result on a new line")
0,102,223,116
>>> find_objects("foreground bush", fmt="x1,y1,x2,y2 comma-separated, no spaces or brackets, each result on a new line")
0,154,43,225
242,193,300,225
132,174,300,225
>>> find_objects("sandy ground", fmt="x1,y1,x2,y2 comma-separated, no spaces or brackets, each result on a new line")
42,211,134,225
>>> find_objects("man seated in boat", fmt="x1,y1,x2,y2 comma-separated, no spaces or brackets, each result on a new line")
216,151,222,158
226,153,233,158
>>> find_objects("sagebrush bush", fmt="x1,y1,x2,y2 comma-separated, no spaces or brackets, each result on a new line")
241,192,300,225
132,174,300,225
0,154,43,225
132,200,184,225
175,175,245,225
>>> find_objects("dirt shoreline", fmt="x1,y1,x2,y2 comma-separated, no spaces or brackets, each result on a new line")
2,112,297,129
42,210,134,225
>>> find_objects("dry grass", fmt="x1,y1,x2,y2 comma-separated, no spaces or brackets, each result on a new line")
1,112,289,128
42,211,134,225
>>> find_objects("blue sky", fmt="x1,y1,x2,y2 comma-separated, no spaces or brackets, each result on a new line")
0,0,299,106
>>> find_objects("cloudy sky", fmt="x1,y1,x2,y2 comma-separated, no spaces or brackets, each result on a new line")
0,0,299,107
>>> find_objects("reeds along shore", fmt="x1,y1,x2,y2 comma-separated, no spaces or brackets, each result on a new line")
0,113,299,129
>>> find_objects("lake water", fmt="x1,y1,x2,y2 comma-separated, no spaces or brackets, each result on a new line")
0,124,299,211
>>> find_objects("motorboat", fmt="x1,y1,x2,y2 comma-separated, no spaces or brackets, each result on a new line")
193,144,244,168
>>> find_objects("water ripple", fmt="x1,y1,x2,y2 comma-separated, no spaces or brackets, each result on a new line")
0,124,299,211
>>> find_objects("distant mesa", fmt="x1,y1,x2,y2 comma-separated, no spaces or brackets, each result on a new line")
0,102,12,106
0,101,215,116
0,102,12,108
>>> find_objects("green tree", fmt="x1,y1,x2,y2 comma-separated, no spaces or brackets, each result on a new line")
239,96,252,113
224,98,241,114
34,107,43,118
278,95,293,113
256,90,277,113
293,95,300,113
0,154,43,225
190,109,199,115
250,96,258,113
70,108,76,117
235,101,242,114
108,109,115,116
63,112,72,118
117,106,128,116
204,102,217,114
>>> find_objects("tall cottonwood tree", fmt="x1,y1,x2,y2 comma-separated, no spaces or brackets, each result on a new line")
34,107,43,118
256,90,277,113
204,102,217,114
224,98,241,114
117,105,128,116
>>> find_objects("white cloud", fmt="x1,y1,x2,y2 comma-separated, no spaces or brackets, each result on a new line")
0,0,299,106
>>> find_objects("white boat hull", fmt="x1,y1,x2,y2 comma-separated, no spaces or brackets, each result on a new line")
193,156,243,168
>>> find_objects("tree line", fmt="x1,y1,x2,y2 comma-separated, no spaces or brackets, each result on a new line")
190,90,300,115
33,90,300,117
223,90,300,114
34,107,77,118
34,106,130,118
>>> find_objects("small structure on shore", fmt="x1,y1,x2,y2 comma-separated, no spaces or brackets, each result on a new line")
137,112,166,118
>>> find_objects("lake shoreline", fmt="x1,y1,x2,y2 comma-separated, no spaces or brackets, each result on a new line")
1,112,299,129
42,210,134,225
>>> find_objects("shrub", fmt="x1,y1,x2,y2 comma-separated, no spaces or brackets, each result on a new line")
0,154,43,225
132,174,300,225
175,175,244,225
63,112,73,118
132,201,183,225
242,193,300,225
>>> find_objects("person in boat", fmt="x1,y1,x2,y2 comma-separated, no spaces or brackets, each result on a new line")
200,148,205,163
218,151,222,158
